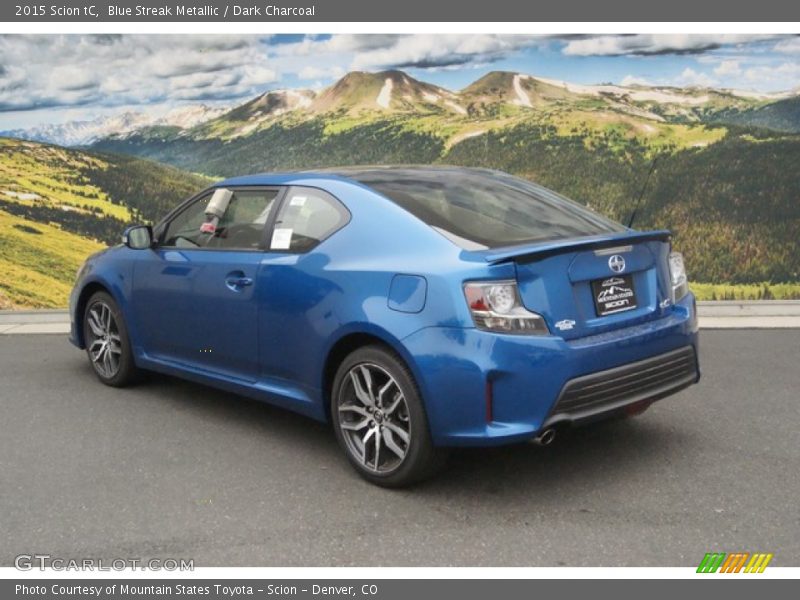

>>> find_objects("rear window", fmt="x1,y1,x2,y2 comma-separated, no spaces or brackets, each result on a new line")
351,168,625,249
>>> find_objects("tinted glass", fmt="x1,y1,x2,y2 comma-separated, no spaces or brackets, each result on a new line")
163,189,278,250
270,187,349,252
349,168,625,249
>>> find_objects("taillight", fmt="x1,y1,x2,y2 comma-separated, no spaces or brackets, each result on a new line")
669,251,689,301
464,280,549,335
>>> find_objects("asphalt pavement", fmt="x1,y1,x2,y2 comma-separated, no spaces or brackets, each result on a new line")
1,331,798,567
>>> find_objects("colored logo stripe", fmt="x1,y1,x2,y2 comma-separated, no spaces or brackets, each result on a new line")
697,552,773,573
719,553,749,573
745,553,773,573
697,553,726,573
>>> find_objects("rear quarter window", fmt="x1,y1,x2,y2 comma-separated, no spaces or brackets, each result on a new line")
270,187,350,253
352,169,624,249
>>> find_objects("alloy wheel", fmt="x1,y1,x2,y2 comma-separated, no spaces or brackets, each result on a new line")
85,302,122,379
337,363,411,474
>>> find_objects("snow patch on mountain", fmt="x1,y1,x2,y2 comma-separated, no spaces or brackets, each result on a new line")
533,76,711,106
3,104,229,146
615,103,666,122
627,89,710,106
158,105,230,129
286,89,313,108
2,190,41,201
445,100,467,115
376,78,393,109
512,74,532,107
3,112,151,147
725,88,796,100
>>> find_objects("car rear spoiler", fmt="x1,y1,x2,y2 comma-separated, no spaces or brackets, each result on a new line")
481,230,672,264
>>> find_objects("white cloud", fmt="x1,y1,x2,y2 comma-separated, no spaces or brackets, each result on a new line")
562,34,781,56
348,34,540,69
271,34,542,72
620,75,654,87
774,37,800,54
6,33,536,114
237,65,280,88
0,35,280,112
622,60,799,94
743,62,800,88
678,68,717,88
714,60,741,77
622,68,719,89
0,33,541,117
298,65,345,80
3,33,800,127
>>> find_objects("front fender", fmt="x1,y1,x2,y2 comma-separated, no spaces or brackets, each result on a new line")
69,249,137,349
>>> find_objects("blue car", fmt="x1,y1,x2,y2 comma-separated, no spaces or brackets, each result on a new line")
70,166,699,486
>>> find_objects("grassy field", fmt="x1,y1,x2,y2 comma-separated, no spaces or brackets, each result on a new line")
0,209,104,308
0,139,121,308
0,137,210,309
0,138,132,221
690,282,800,301
1,136,797,310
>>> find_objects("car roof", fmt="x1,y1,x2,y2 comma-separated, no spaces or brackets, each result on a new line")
214,172,346,187
215,165,505,188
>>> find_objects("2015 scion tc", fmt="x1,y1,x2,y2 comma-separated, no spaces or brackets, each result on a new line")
70,166,700,487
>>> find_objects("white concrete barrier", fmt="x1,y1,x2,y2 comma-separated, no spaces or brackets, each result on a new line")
2,302,800,334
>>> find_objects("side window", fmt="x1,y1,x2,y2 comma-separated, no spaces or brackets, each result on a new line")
270,187,349,253
162,188,279,250
161,192,209,248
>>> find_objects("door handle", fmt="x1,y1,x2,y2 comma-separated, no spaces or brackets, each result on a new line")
225,275,254,290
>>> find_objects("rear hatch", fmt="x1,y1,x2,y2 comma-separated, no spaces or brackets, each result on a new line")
484,231,674,340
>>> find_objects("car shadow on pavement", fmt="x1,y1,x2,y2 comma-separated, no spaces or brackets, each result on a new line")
100,364,693,499
428,418,688,496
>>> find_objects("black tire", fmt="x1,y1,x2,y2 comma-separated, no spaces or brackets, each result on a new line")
331,345,446,487
82,291,139,387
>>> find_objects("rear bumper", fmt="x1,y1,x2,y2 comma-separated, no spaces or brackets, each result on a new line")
542,345,698,429
401,293,700,446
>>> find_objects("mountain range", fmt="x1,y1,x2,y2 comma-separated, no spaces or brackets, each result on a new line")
1,69,799,308
0,104,230,147
7,70,800,148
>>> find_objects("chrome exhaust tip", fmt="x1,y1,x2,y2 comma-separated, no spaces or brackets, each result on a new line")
532,428,556,446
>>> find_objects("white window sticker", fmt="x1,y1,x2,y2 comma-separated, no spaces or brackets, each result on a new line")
271,228,293,250
289,195,307,207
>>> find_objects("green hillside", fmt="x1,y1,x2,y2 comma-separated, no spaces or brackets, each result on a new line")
0,138,210,308
5,69,799,307
90,70,800,288
711,96,800,133
94,117,800,289
445,126,800,283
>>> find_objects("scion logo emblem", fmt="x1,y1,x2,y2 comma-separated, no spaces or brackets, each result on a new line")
608,254,626,273
555,319,576,331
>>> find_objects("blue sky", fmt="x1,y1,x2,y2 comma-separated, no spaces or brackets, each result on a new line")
1,34,799,129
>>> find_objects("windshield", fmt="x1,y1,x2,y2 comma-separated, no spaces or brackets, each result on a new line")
348,167,625,249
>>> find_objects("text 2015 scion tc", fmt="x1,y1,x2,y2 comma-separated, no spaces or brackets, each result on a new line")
70,166,700,487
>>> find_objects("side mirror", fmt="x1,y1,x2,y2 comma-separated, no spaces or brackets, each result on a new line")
123,225,153,250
